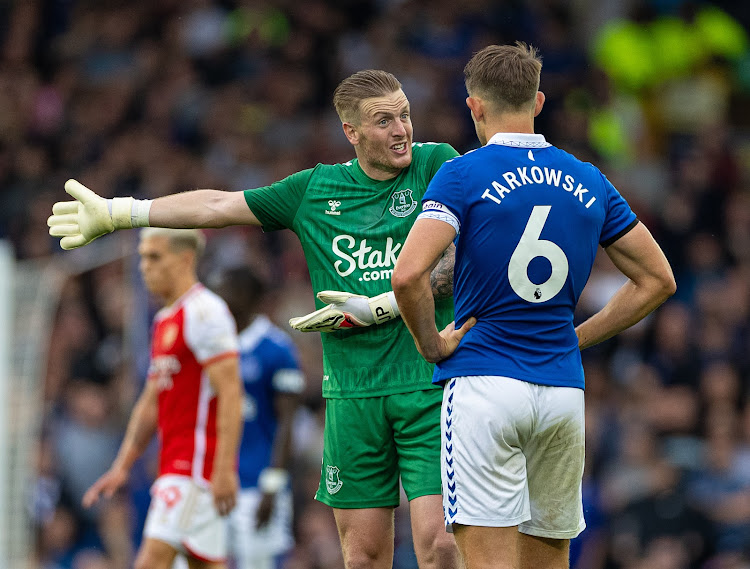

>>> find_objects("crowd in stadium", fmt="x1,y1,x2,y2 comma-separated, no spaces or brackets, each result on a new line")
2,0,750,568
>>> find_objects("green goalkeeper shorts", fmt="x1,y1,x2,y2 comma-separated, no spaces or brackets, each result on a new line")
315,388,443,508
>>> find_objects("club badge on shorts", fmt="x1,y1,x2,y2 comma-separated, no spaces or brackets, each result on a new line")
325,465,343,494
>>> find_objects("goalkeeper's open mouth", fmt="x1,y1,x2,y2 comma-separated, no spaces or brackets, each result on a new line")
391,142,408,154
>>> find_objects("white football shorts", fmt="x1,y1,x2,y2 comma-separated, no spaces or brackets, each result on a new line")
227,487,294,569
143,474,227,562
441,375,586,539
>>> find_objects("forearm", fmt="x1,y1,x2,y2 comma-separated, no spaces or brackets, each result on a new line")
149,189,258,228
576,279,672,349
269,396,299,470
112,400,156,472
394,274,442,361
212,382,243,475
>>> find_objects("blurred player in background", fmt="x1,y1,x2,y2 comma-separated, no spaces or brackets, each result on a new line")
213,266,304,569
392,43,676,569
49,70,460,569
82,228,243,569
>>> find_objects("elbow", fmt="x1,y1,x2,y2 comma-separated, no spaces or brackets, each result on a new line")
654,270,677,305
391,266,410,297
664,275,677,300
392,265,421,300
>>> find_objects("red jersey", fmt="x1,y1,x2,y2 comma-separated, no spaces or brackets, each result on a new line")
147,283,239,485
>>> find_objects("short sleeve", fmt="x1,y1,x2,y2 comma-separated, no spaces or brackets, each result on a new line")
244,168,315,231
183,293,239,364
422,159,464,222
599,173,638,247
424,143,460,179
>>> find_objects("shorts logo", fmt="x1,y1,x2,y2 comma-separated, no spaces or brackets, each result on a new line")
156,484,182,509
389,189,417,218
325,465,343,494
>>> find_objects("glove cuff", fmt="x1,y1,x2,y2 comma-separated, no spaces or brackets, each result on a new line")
109,197,152,229
368,291,400,325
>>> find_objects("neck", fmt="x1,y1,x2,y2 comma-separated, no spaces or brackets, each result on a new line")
484,114,535,141
162,277,197,306
358,159,401,181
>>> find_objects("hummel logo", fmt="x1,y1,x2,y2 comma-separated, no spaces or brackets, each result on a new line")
325,200,342,216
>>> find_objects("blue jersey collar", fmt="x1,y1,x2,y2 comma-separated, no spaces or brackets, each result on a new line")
486,133,551,148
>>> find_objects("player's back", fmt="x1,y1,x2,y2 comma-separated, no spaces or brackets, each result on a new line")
425,135,636,388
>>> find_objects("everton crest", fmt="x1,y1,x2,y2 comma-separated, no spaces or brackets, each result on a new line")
389,188,417,218
325,465,343,494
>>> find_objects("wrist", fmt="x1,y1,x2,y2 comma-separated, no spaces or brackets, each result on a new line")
368,291,400,324
258,468,289,494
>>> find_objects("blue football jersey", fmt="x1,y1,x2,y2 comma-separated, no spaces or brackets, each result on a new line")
236,315,304,489
421,133,637,389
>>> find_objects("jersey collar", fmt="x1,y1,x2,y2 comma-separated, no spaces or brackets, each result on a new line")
486,133,551,148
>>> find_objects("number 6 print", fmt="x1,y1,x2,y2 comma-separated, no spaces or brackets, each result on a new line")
508,205,569,303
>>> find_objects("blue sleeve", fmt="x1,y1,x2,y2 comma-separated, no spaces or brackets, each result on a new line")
599,173,638,247
422,159,464,221
275,343,301,371
269,341,305,395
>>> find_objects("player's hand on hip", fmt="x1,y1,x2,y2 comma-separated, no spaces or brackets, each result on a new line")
211,470,238,516
423,317,477,363
81,466,129,509
288,290,400,332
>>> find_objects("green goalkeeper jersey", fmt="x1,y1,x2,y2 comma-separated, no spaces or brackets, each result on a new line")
244,142,459,398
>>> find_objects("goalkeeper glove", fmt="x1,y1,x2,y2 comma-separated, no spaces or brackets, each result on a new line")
289,290,400,333
47,179,152,250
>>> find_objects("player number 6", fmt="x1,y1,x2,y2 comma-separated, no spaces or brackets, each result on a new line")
508,205,568,303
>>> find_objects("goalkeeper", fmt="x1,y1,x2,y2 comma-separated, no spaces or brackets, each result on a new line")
49,70,473,569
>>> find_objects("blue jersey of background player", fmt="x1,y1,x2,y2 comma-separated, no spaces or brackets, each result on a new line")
421,138,637,388
213,266,304,569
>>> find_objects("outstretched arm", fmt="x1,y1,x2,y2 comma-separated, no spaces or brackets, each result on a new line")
149,189,259,228
48,179,259,249
576,222,676,349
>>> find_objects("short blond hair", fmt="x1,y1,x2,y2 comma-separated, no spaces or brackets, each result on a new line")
139,227,206,258
333,70,402,124
464,42,542,112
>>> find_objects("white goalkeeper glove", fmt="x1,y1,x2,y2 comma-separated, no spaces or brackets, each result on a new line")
47,179,152,250
289,290,400,333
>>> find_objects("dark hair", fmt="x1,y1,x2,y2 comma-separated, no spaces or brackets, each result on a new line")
464,42,542,112
333,70,402,124
220,266,267,301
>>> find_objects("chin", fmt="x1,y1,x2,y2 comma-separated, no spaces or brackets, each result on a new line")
392,152,412,169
